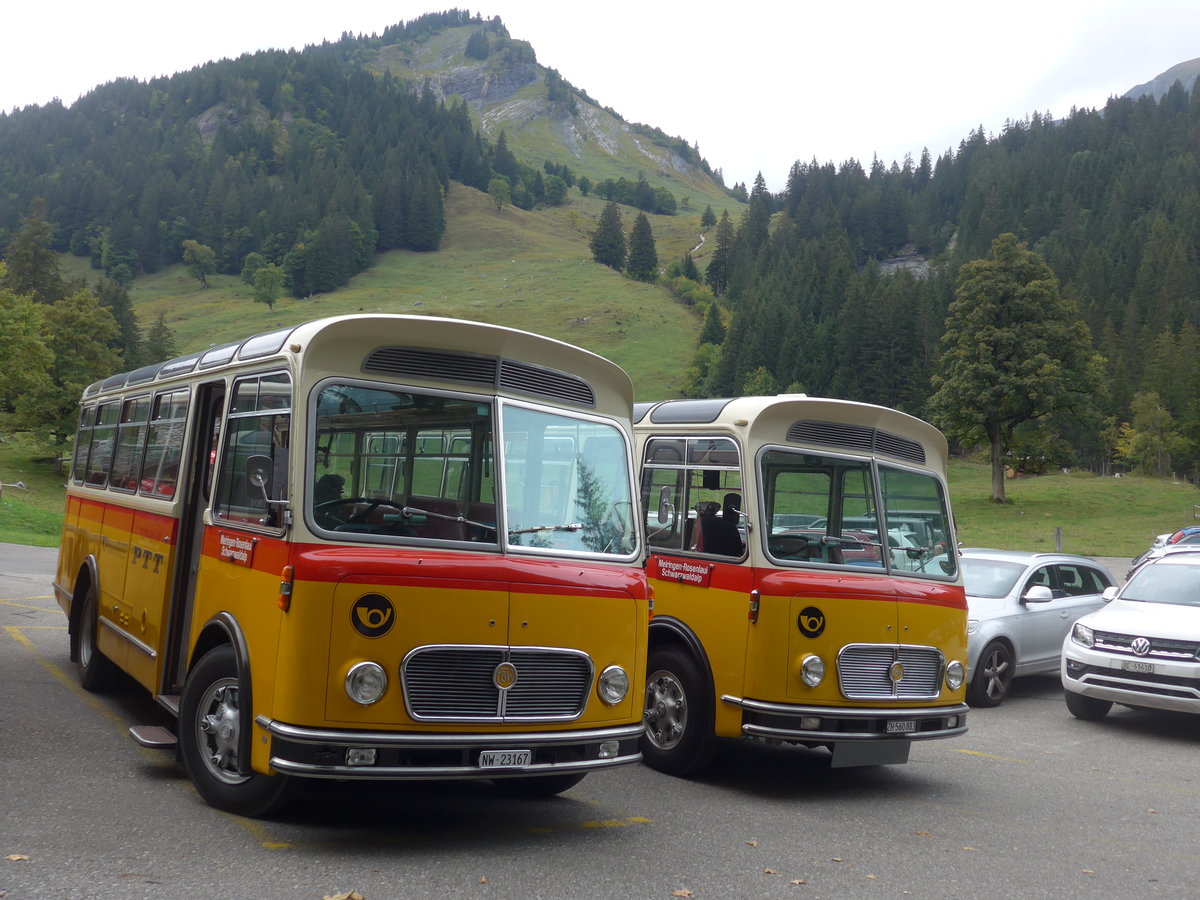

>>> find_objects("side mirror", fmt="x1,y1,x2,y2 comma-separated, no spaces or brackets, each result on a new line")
246,454,274,497
1102,585,1119,602
1022,584,1054,604
657,485,675,524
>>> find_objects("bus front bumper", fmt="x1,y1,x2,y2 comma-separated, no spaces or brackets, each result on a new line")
722,695,968,764
254,717,644,780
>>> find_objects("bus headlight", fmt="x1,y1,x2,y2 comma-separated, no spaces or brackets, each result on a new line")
801,654,825,687
345,661,388,706
945,660,965,691
597,665,630,705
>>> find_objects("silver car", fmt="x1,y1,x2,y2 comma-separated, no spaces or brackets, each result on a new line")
961,549,1115,707
1063,548,1200,721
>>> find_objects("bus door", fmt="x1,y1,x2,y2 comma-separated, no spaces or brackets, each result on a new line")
756,448,903,702
875,463,959,646
642,436,751,732
160,381,224,695
119,390,186,691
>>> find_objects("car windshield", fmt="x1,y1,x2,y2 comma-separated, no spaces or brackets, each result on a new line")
1122,561,1200,606
962,558,1026,598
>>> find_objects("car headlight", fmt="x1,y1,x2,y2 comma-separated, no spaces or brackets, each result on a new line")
945,660,965,691
967,618,980,635
597,665,630,705
801,654,825,687
345,661,388,706
1071,622,1094,648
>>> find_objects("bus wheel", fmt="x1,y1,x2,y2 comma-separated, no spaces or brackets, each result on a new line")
179,645,295,817
77,583,117,692
490,772,586,798
642,645,715,776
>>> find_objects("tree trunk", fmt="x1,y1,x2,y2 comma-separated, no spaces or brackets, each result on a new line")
989,425,1008,504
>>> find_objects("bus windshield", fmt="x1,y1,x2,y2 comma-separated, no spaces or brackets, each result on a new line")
310,382,636,557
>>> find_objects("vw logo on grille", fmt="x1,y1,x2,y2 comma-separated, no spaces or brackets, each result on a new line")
1131,637,1152,656
889,662,905,683
493,662,518,690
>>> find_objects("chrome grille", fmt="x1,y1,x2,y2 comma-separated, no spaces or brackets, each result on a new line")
1093,631,1200,661
402,645,593,721
837,644,944,700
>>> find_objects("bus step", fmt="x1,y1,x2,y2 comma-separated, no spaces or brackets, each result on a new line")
129,725,177,749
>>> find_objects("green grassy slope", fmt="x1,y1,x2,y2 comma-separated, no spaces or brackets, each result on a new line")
125,184,705,402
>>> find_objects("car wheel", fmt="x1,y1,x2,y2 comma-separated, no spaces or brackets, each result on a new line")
642,645,715,776
77,583,118,692
1065,689,1112,721
968,641,1014,707
490,773,586,798
179,645,296,816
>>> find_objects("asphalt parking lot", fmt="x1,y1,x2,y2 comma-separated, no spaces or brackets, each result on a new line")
5,545,1198,899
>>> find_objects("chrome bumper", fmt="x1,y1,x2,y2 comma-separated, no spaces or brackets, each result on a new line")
722,695,969,742
254,717,644,780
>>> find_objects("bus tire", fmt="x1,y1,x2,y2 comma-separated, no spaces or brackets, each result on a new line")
179,644,295,817
642,645,715,776
77,583,117,692
490,772,586,798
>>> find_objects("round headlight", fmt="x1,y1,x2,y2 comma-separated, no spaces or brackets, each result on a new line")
597,665,630,705
945,660,965,691
345,661,387,706
801,654,825,687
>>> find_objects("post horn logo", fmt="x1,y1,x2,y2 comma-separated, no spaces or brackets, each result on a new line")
351,593,394,638
797,607,825,638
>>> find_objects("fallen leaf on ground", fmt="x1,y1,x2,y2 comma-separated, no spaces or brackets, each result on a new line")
671,890,695,898
323,892,364,900
789,879,807,885
764,868,777,874
745,839,758,847
4,856,30,862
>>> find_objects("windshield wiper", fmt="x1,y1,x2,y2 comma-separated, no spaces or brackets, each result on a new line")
400,505,494,533
508,522,583,535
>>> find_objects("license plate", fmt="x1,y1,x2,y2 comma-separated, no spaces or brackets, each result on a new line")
479,749,531,768
886,719,917,734
1122,660,1154,674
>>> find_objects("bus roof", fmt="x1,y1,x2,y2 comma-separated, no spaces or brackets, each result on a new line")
83,315,634,413
634,395,949,470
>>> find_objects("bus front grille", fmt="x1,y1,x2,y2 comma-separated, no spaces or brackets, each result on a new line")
402,645,593,722
837,644,945,700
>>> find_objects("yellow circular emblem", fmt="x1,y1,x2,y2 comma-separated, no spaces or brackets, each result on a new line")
494,662,518,690
889,662,905,683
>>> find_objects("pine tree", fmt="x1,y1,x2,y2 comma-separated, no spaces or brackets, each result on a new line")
2,200,66,303
700,204,717,230
626,212,658,282
590,202,626,271
705,211,734,296
699,302,725,344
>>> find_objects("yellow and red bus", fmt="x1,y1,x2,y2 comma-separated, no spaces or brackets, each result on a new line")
54,315,648,815
635,395,968,773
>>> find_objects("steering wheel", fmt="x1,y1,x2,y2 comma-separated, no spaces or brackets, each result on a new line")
314,496,405,528
768,533,811,559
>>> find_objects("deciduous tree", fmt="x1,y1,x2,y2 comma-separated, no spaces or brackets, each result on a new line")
928,234,1105,502
182,240,217,288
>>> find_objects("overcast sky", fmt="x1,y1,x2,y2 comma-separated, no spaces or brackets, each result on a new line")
5,1,1199,192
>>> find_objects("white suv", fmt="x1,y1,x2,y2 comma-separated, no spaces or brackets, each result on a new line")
1062,548,1200,720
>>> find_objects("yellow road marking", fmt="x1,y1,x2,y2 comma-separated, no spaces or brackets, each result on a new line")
955,748,1029,764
